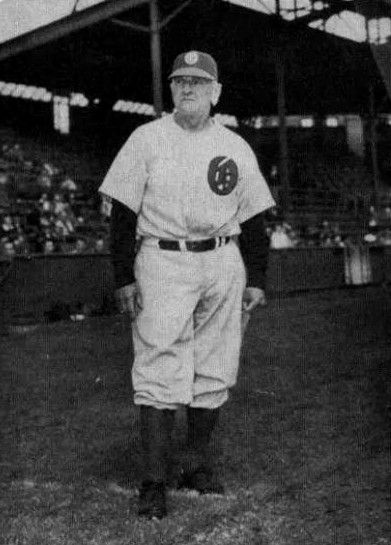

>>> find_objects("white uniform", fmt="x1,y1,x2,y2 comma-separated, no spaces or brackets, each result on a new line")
99,113,275,409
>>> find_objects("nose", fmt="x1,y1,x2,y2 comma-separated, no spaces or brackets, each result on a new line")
182,82,192,92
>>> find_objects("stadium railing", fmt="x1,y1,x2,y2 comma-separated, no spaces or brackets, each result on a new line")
1,246,390,321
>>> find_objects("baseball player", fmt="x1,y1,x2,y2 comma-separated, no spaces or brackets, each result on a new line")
99,51,275,519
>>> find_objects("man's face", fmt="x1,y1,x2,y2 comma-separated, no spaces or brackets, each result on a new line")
95,239,104,251
170,76,220,116
45,240,54,253
4,242,15,256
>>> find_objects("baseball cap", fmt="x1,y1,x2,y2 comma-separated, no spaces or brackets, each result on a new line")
169,51,218,81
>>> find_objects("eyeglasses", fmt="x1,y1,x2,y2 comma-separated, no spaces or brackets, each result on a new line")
171,76,213,88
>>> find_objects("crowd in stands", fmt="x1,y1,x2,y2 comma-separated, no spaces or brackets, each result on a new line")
361,205,391,246
1,135,391,259
0,138,109,258
267,213,347,249
267,205,391,249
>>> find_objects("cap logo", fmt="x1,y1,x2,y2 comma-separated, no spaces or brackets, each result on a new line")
184,51,199,65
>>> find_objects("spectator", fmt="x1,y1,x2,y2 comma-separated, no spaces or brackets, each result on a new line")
319,220,332,245
54,210,75,237
1,214,15,236
333,234,345,248
43,162,58,178
379,229,391,246
93,235,106,253
0,172,10,213
368,205,378,229
37,165,53,189
0,235,9,257
4,143,24,163
66,191,76,207
13,234,29,255
60,176,77,192
52,193,67,216
39,193,51,213
270,223,294,249
1,237,15,258
363,231,377,244
13,214,23,235
43,239,56,254
39,212,52,229
100,194,112,219
322,236,334,247
72,237,88,254
270,164,278,182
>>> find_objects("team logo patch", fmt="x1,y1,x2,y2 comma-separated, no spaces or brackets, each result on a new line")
184,51,199,65
207,156,238,196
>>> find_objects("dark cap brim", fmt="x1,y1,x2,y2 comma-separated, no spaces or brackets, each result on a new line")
169,67,216,80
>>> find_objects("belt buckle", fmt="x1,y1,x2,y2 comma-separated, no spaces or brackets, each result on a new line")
185,240,199,252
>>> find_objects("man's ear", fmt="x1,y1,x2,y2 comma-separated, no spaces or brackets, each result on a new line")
211,82,222,106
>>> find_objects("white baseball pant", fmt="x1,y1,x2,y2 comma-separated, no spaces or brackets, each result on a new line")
131,239,246,409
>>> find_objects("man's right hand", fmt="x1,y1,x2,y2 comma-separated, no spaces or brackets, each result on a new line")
115,282,142,321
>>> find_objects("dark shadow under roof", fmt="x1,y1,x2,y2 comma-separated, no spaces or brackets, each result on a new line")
0,0,389,116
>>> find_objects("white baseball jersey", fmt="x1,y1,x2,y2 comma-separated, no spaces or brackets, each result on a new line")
99,114,275,238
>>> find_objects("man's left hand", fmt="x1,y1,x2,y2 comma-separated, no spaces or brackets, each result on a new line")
242,287,267,312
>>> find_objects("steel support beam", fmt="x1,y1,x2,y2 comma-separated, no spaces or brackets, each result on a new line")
0,0,149,62
276,48,290,215
112,0,192,117
149,0,163,117
368,83,380,209
365,16,381,209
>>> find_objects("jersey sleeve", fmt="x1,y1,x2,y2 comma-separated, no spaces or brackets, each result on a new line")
236,142,275,224
98,126,148,214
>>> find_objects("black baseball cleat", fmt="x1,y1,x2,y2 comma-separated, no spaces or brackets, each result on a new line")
177,466,224,495
138,480,167,519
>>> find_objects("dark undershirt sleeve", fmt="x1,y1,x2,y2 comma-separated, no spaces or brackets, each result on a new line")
110,200,269,290
110,199,137,289
239,212,270,290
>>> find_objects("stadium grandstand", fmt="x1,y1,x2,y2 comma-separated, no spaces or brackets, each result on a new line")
0,0,391,259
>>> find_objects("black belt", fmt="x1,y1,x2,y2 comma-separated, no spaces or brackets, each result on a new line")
158,236,231,252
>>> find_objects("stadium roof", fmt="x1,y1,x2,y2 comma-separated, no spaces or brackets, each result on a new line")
229,1,391,44
0,0,391,46
0,0,390,116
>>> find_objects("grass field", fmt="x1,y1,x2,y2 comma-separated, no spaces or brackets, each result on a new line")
1,287,390,545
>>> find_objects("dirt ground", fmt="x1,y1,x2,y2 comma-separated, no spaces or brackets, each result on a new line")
1,286,390,545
